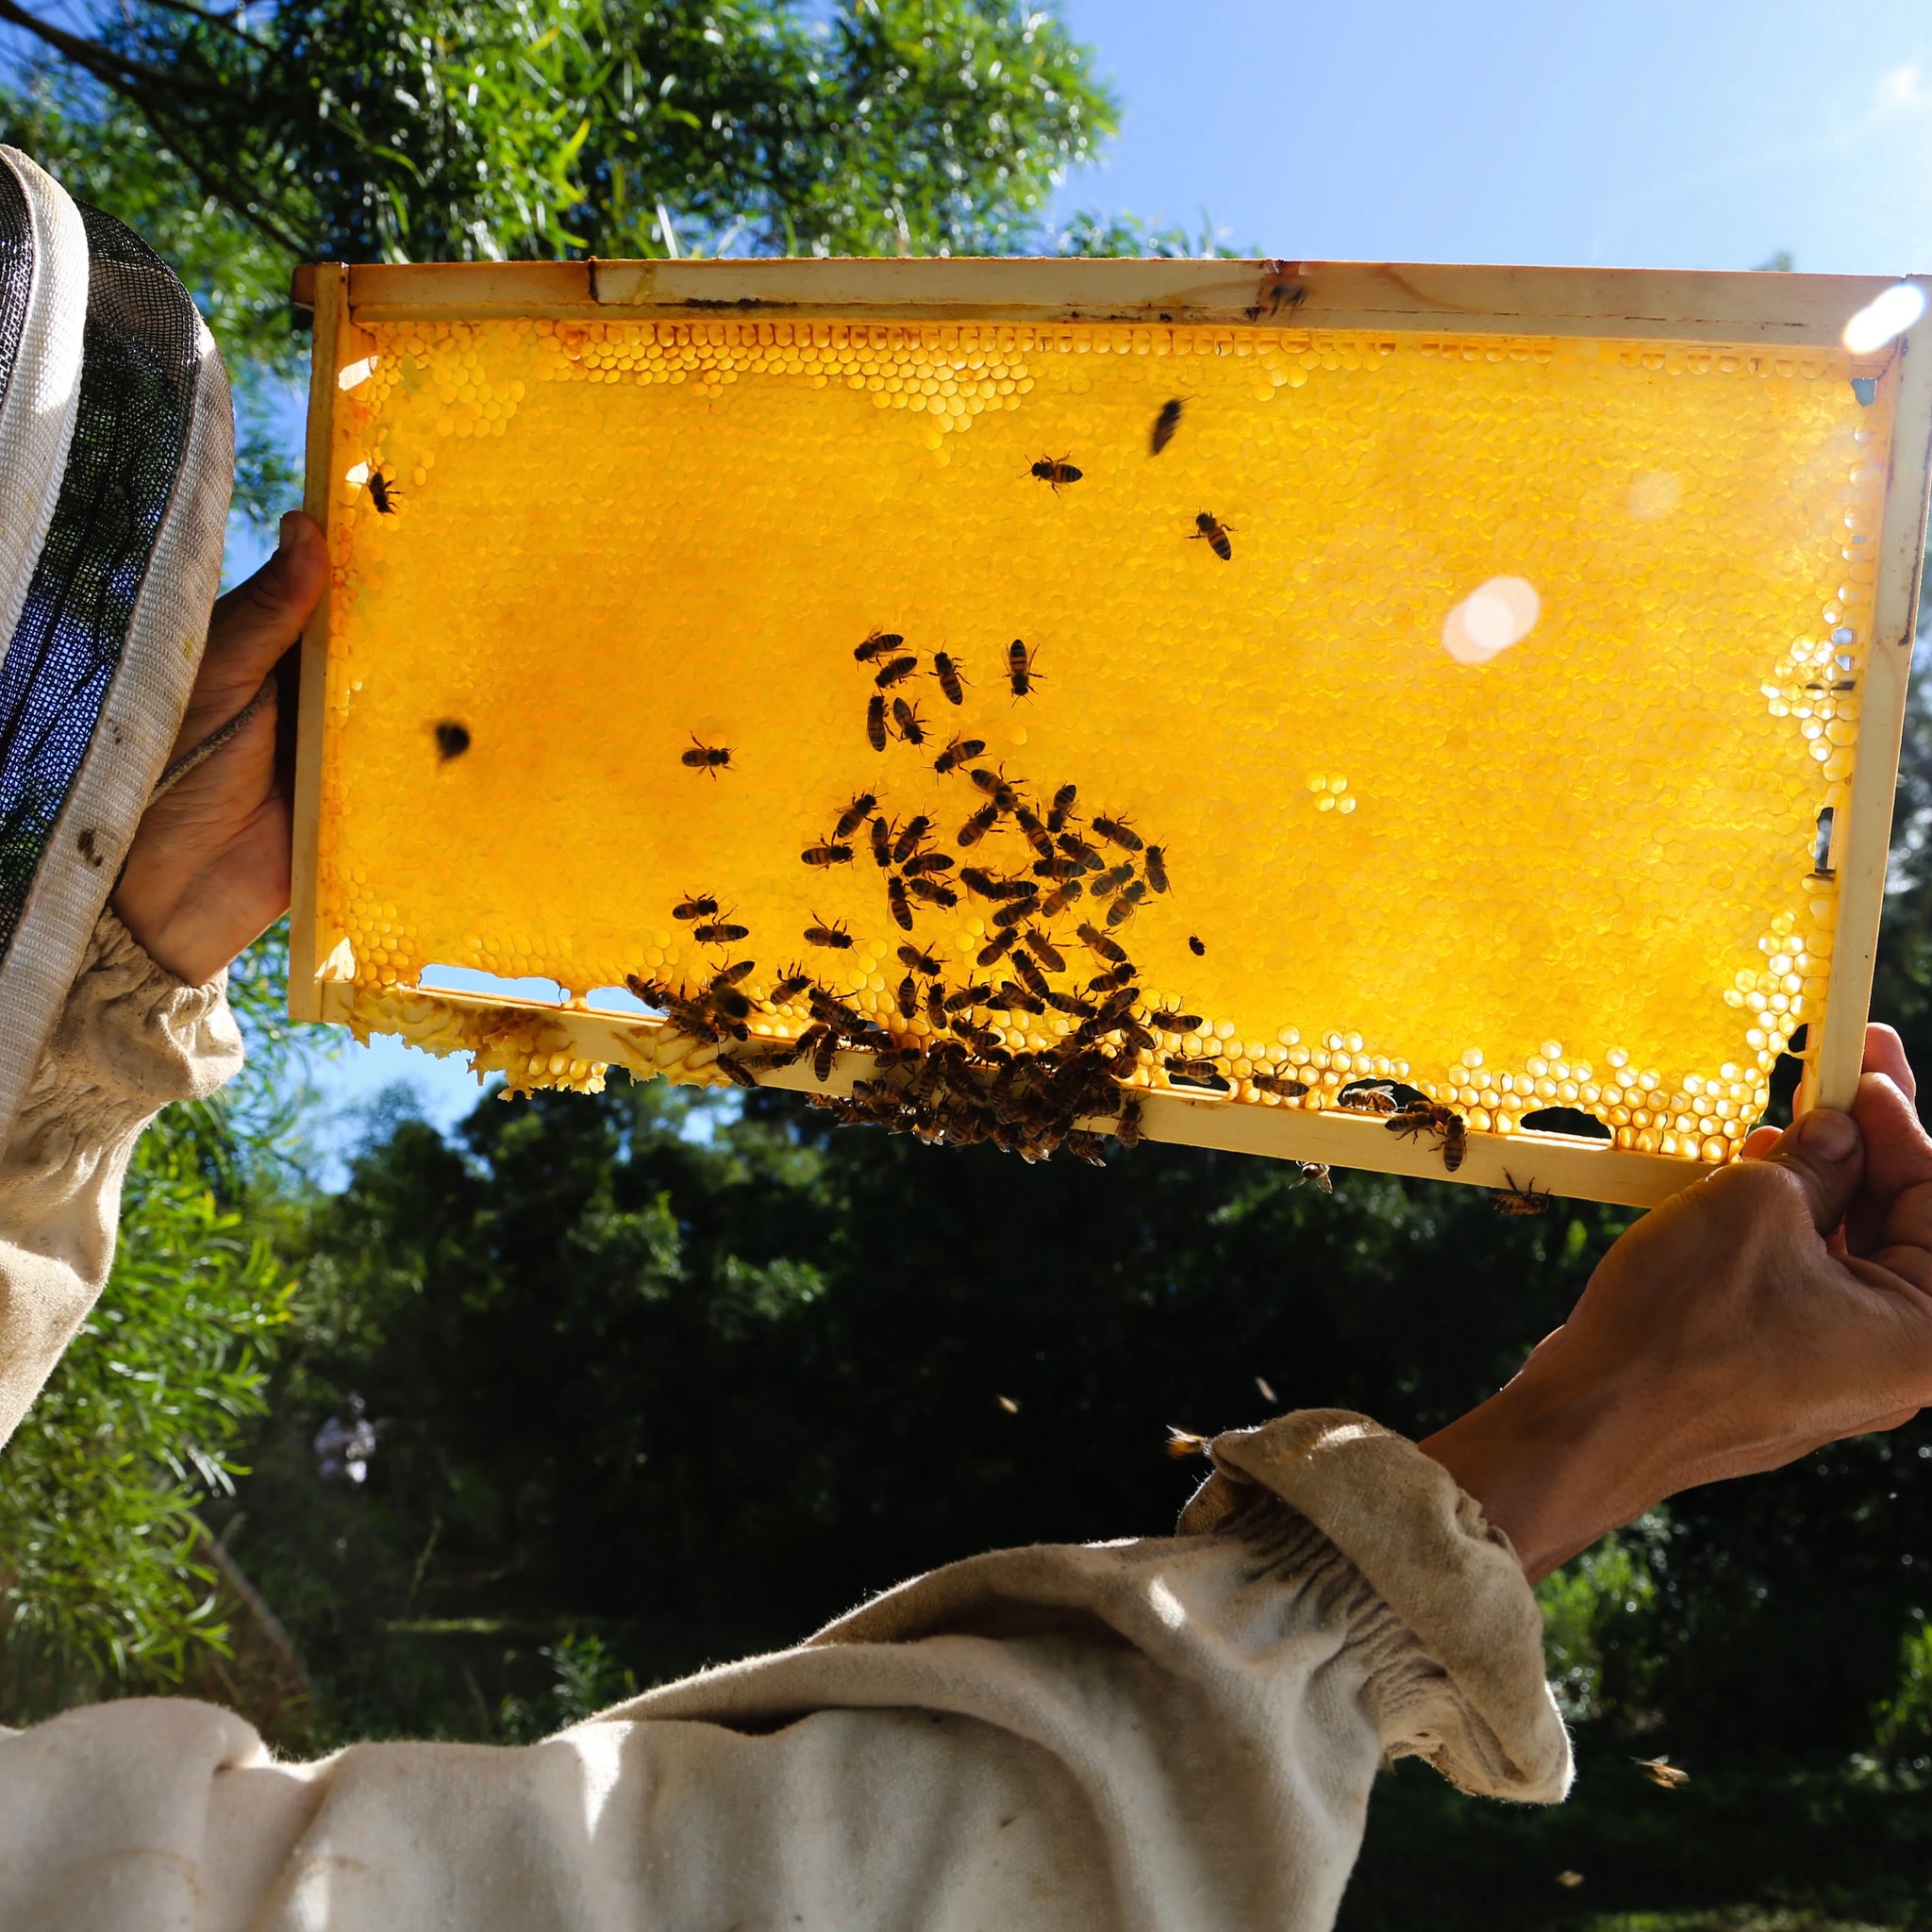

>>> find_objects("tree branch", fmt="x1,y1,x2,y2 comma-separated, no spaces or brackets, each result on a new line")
0,0,227,96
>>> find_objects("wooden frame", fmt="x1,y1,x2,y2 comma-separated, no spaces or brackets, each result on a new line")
290,257,1932,1207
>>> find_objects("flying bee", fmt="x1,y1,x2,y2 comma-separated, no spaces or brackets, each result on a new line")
1635,1757,1690,1790
977,927,1021,967
1023,927,1066,973
1039,879,1083,918
886,876,913,929
1007,638,1041,698
906,875,958,908
1088,962,1135,992
1190,511,1234,560
366,467,401,514
805,916,854,950
673,892,719,922
874,655,919,689
1091,814,1142,853
1251,1074,1309,1099
932,651,968,706
801,841,854,867
945,983,992,1012
1188,935,1206,957
854,629,904,662
866,695,888,751
691,918,750,944
933,734,986,774
1165,1425,1211,1459
833,791,878,840
1047,783,1079,832
1147,1008,1201,1031
903,851,954,877
1077,922,1127,963
891,696,928,745
1493,1173,1553,1217
870,815,893,868
708,984,754,1023
770,963,813,1002
1143,845,1170,894
898,942,942,975
1150,397,1183,456
892,815,932,865
1030,454,1082,493
1292,1162,1333,1195
681,736,732,776
958,803,1000,846
1115,1094,1144,1146
897,974,919,1020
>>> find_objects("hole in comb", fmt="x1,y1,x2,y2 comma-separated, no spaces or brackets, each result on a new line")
1813,805,1836,876
420,963,567,1004
1518,1106,1613,1142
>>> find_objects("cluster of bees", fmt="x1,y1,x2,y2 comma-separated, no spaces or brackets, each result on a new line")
641,398,1541,1206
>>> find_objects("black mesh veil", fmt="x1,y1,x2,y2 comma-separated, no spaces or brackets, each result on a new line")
0,202,199,957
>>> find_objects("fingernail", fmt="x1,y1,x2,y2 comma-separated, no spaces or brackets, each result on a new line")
277,511,296,553
1794,1108,1858,1161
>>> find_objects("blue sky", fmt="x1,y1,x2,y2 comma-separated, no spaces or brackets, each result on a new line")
299,0,1932,1160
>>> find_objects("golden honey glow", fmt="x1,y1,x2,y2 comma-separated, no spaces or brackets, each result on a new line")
316,315,1887,1161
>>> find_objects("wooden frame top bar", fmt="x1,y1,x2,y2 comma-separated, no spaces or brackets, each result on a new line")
291,257,1916,349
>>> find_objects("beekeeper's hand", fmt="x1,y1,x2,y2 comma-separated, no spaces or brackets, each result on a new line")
114,511,325,985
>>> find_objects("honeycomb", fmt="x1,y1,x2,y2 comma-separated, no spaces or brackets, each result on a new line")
314,311,1889,1169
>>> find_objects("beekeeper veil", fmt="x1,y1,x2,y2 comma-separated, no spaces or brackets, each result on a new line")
0,146,232,1147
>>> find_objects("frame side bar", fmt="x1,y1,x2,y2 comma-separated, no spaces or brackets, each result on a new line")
1814,290,1932,1110
287,265,346,1024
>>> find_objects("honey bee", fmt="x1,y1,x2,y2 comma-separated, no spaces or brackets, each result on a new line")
1094,860,1136,894
1023,927,1067,973
906,875,958,908
1339,1081,1400,1115
801,841,854,867
996,980,1047,1015
833,791,878,840
1190,512,1234,561
1007,638,1040,698
1166,1056,1230,1091
874,655,919,689
945,983,992,1011
808,988,868,1033
681,736,732,775
897,974,919,1020
365,467,401,514
708,984,754,1023
892,815,932,865
1388,1101,1466,1171
1493,1173,1553,1217
958,866,1006,899
1088,962,1135,992
925,982,948,1027
770,963,814,1002
1013,807,1055,861
1077,922,1127,963
1013,953,1050,997
1105,886,1143,928
1188,936,1206,957
866,695,888,752
902,851,953,877
691,919,750,944
1091,814,1142,853
933,734,986,774
1251,1074,1309,1099
1030,455,1083,493
1115,1094,1144,1146
1047,783,1078,832
1165,1425,1212,1458
870,815,893,868
891,697,928,745
805,916,854,949
955,1018,1005,1054
738,1038,808,1072
711,959,756,987
716,1054,759,1089
1635,1757,1690,1790
854,629,904,662
811,1026,839,1083
1441,1115,1467,1173
1147,1008,1201,1031
991,899,1034,929
970,764,1021,808
1292,1162,1333,1194
977,927,1021,967
958,803,1000,846
1039,880,1083,918
673,892,719,922
897,942,942,975
1150,398,1183,456
886,876,913,929
1065,1130,1108,1167
1143,845,1170,894
1056,831,1103,869
933,651,968,706
1042,989,1094,1018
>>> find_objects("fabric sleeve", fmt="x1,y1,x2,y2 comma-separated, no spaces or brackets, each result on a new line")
0,1410,1571,1932
0,906,242,1447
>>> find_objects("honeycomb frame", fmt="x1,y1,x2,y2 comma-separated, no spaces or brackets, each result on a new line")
289,258,1932,1207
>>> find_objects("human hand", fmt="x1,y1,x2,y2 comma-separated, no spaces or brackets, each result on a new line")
112,511,326,986
1422,1024,1932,1581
